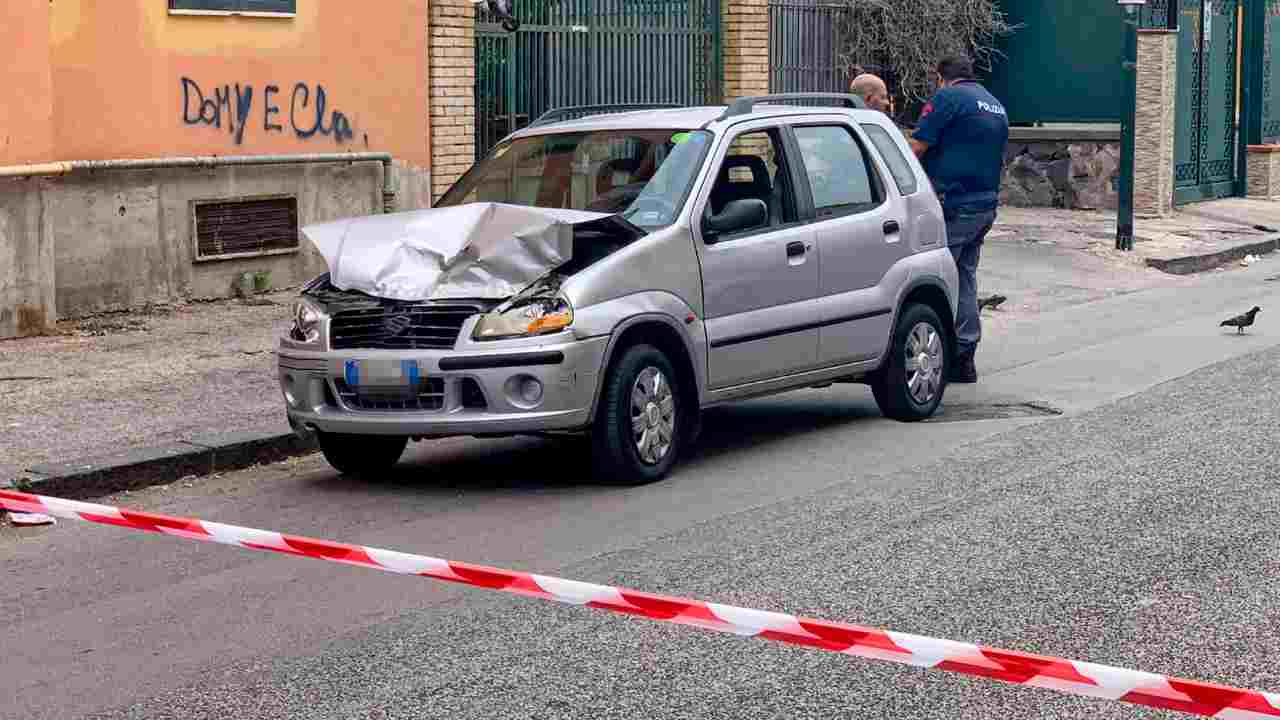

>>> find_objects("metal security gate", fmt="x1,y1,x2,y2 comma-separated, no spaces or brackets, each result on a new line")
768,0,849,95
1173,0,1242,204
475,1,722,159
1261,1,1280,143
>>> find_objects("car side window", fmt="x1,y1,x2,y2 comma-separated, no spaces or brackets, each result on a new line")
861,123,918,196
793,125,884,218
703,128,798,240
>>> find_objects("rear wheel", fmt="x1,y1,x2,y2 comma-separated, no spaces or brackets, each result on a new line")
592,344,684,486
317,431,408,476
872,303,948,422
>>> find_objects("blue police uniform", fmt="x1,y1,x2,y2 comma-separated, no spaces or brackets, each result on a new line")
913,80,1009,366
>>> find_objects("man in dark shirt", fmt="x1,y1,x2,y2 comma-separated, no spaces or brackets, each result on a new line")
909,56,1009,384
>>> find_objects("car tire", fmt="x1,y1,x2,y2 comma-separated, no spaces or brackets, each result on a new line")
317,431,408,476
592,343,684,486
872,303,949,422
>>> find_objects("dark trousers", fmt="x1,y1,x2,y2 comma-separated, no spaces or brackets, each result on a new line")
946,209,997,356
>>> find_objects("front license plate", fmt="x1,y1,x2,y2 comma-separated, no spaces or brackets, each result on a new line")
345,359,421,388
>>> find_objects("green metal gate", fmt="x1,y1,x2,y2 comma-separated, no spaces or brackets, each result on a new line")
475,0,723,160
1261,1,1280,143
1174,0,1242,204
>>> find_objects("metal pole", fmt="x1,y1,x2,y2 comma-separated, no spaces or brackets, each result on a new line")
1239,0,1266,198
1117,9,1140,252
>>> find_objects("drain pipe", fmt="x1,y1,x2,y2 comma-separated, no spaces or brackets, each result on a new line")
0,152,399,214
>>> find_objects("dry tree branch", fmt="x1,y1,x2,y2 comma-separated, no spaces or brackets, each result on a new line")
835,0,1019,113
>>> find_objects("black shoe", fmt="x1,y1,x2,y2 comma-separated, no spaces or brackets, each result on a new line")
949,352,977,384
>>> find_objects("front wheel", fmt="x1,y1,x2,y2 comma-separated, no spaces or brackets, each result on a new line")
592,344,684,486
317,431,408,476
872,304,948,422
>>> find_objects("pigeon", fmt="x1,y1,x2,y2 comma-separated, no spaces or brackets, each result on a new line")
978,294,1007,312
1220,306,1261,334
474,0,519,31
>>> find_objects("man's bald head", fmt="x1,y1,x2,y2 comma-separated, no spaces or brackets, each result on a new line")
851,73,892,114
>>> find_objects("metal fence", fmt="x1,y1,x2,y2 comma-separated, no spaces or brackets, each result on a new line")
1263,0,1280,143
475,0,722,159
765,0,1184,125
768,0,849,95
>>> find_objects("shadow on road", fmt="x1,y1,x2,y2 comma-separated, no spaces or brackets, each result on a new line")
308,389,883,496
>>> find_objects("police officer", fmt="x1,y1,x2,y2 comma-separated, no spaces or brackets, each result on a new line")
908,55,1009,384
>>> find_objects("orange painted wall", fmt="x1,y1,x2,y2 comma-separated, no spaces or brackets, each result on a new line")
47,0,430,167
0,2,55,164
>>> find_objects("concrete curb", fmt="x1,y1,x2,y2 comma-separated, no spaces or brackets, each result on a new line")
1145,236,1280,275
4,430,318,500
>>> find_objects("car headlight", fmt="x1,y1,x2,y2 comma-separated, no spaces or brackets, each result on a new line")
290,298,325,344
473,295,573,341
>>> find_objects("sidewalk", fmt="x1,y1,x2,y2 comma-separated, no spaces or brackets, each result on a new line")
1,199,1277,495
996,199,1280,274
0,293,300,489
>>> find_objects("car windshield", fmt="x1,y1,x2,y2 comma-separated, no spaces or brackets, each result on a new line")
436,128,713,230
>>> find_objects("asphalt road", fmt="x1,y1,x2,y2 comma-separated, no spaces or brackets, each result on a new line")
4,260,1280,719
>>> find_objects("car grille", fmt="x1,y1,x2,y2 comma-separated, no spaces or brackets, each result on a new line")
334,378,446,412
329,303,484,350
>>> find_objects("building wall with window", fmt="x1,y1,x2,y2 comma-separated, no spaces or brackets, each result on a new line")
1,0,437,339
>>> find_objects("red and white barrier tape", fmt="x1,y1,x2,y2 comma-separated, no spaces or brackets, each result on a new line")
4,488,1277,718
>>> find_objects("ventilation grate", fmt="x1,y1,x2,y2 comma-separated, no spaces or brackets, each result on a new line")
194,196,299,261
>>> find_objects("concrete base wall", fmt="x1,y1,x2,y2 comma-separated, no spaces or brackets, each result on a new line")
1,160,431,338
0,179,55,337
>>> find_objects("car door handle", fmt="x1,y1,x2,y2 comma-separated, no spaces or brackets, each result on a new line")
786,241,806,258
883,220,901,235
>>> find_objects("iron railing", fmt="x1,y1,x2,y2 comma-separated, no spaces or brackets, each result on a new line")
768,0,850,96
475,0,722,159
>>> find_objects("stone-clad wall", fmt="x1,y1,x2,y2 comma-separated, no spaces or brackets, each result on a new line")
1134,30,1177,217
999,130,1122,210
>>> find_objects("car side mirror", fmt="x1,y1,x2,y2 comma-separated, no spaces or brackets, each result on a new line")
704,199,768,240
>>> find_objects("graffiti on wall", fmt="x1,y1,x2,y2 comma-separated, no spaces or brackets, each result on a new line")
181,77,358,146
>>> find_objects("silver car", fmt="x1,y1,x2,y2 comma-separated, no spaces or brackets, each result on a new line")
277,94,959,485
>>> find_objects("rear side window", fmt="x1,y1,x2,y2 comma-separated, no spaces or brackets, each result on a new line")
861,123,918,196
792,125,883,217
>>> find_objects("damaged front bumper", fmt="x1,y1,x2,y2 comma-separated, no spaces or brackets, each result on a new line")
278,334,608,439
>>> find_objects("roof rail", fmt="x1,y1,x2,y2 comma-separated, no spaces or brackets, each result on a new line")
529,103,684,128
717,93,866,121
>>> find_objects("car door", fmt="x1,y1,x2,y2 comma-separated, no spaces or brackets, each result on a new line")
789,121,910,368
693,124,820,389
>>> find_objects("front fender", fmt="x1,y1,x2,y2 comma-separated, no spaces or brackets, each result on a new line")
572,291,708,421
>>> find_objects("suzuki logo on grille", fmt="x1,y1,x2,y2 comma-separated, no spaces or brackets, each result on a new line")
383,308,414,337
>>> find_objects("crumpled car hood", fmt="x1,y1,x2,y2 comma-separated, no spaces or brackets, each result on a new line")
300,203,610,302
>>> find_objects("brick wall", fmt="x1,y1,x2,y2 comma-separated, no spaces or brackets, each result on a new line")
1134,30,1177,217
723,0,769,102
429,0,477,203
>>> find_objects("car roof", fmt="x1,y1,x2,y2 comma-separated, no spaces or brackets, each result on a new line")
504,102,884,143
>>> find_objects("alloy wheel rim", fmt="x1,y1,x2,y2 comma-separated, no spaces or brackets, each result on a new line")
631,366,675,465
904,322,943,405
